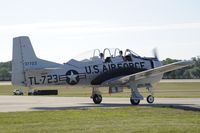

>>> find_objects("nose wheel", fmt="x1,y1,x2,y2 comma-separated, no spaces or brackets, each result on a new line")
147,95,154,103
92,94,102,104
146,85,155,104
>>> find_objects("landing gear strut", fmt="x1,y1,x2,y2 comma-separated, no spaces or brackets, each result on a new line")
130,84,143,105
91,87,102,104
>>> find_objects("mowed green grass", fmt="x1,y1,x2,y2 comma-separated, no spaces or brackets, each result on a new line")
1,82,200,98
0,83,199,133
0,107,199,133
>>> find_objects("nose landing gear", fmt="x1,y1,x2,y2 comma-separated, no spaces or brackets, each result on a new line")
146,85,155,104
147,95,154,103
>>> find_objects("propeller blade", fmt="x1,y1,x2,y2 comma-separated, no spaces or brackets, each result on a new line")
153,48,158,59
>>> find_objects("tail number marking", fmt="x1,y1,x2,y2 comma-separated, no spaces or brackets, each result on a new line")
24,61,37,66
28,75,59,85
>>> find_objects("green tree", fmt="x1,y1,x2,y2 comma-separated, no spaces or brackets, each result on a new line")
0,61,12,80
162,58,180,79
0,67,10,77
162,58,199,79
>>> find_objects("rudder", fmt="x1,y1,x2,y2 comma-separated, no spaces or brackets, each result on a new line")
12,36,61,86
12,36,38,86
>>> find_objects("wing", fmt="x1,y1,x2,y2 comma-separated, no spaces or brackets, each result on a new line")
102,60,194,86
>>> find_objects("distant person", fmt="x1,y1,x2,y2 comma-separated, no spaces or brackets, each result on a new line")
99,53,104,60
119,50,123,57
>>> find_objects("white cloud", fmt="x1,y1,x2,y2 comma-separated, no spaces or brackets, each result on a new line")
0,21,200,62
0,21,200,36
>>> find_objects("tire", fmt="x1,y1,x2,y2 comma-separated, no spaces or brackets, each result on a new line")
93,94,102,104
130,98,140,105
147,95,154,103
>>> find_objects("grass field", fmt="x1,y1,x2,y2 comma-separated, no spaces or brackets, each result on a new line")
1,82,200,98
0,107,199,133
0,82,199,133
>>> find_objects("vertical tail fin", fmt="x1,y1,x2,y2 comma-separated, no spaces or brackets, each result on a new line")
15,36,37,62
12,36,61,86
12,36,38,86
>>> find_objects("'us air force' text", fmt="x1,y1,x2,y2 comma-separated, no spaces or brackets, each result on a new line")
85,62,145,74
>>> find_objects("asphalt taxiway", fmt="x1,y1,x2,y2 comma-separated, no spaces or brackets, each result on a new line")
0,96,199,112
1,79,200,85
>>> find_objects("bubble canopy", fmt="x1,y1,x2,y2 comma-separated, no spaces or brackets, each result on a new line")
71,48,140,62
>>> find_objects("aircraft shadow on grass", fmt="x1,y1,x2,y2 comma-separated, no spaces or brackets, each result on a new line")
32,103,200,112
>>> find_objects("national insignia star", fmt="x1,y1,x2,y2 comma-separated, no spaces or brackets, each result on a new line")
67,71,78,83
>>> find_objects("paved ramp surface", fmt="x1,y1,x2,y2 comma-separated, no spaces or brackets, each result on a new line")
0,96,199,112
0,81,11,85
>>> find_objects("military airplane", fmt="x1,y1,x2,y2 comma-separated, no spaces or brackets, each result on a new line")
12,36,193,105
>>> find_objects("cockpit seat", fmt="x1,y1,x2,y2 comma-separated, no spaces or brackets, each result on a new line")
111,56,124,63
125,55,132,61
105,57,112,63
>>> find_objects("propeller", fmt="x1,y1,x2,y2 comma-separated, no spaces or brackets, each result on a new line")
153,48,158,59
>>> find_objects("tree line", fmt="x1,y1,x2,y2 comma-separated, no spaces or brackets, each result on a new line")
162,57,200,79
0,57,199,80
0,61,12,80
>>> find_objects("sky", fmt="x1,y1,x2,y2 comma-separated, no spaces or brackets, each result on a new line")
0,0,200,63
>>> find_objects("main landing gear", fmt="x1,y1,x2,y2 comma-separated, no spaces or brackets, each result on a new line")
129,84,155,105
130,98,140,105
91,87,102,104
90,85,155,105
130,84,143,105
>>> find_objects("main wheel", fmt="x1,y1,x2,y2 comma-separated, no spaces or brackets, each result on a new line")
130,98,140,105
93,94,102,104
147,95,154,103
